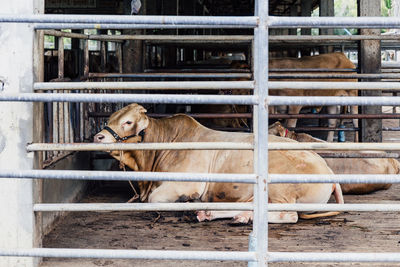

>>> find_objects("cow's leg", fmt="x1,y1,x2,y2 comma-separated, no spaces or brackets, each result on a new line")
351,105,359,142
285,105,303,128
268,211,298,223
196,210,245,222
148,182,205,203
326,105,339,142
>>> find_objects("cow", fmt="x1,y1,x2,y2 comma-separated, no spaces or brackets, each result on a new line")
94,103,344,224
192,53,358,142
269,52,358,142
268,122,396,194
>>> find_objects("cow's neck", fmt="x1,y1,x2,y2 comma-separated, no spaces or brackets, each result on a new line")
126,116,185,172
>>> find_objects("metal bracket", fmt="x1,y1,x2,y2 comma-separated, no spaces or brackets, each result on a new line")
0,77,5,92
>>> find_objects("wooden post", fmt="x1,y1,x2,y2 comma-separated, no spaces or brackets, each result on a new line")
288,4,298,57
358,0,382,142
122,0,143,73
300,0,312,56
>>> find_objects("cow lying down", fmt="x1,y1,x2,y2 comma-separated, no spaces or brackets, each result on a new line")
94,104,343,224
268,122,396,194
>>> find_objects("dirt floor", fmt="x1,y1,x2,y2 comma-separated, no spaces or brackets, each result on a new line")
41,182,400,267
40,112,400,267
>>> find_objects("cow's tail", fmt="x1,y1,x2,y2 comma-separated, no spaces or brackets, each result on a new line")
299,183,344,220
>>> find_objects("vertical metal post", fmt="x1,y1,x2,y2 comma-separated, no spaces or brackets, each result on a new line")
253,0,269,266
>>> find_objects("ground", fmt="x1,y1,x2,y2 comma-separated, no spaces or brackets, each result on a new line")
41,180,400,267
40,109,400,267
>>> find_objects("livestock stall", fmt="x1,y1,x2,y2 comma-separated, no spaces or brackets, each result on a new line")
2,0,400,267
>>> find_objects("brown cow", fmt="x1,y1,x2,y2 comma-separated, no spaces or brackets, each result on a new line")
94,103,344,223
268,122,396,194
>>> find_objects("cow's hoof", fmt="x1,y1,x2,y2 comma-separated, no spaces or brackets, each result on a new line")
196,211,212,222
231,215,251,225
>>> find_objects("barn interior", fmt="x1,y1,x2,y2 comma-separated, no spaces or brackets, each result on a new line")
34,0,400,266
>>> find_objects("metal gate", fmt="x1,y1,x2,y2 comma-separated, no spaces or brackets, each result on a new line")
2,1,400,266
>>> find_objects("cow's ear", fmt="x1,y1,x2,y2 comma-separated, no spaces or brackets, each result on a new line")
133,112,149,135
138,106,147,114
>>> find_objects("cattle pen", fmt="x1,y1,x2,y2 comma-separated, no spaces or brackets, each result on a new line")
3,0,400,267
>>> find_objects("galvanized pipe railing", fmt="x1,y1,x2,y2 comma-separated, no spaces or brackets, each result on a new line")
0,14,258,27
34,202,253,212
268,142,400,151
0,248,256,261
268,252,400,263
87,72,252,79
34,81,254,90
268,81,400,90
26,142,253,152
0,93,258,105
32,81,400,91
32,203,400,213
35,23,254,29
268,96,400,106
269,173,400,183
268,16,400,28
0,169,256,183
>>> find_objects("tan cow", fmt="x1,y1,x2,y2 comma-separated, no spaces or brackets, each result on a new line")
193,53,358,142
94,103,344,224
268,122,396,194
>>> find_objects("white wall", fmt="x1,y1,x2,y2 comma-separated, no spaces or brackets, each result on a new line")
0,0,43,266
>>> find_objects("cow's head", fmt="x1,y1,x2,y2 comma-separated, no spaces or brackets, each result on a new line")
94,103,150,170
94,103,149,145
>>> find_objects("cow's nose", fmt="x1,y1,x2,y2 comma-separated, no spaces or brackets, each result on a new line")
94,133,105,143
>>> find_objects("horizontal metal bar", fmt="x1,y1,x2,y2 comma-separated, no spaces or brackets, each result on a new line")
0,248,256,261
383,127,400,131
33,202,253,212
89,112,253,119
0,169,256,183
88,73,252,79
268,142,400,151
268,252,400,263
318,152,399,158
92,34,253,41
269,68,355,72
1,14,258,27
269,34,400,42
287,127,357,132
268,203,400,212
34,81,254,90
354,61,400,69
269,174,400,184
33,203,400,213
268,96,400,106
268,81,400,90
27,142,253,151
0,93,257,105
42,32,253,42
33,81,397,91
269,73,400,79
270,114,400,119
35,23,254,30
145,68,250,73
268,16,400,28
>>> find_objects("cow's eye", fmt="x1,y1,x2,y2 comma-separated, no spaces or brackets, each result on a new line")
126,121,132,125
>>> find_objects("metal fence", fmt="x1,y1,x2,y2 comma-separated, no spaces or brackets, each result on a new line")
2,1,400,267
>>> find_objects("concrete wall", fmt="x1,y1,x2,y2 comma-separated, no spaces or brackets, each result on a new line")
42,152,91,236
0,1,43,266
